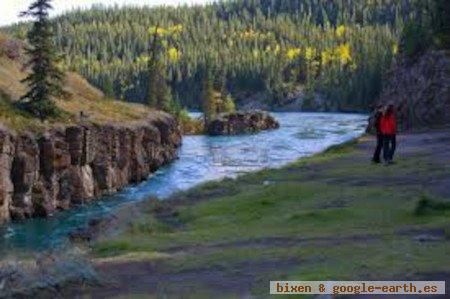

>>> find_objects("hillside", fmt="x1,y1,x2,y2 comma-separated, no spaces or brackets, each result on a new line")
8,0,412,110
0,33,156,132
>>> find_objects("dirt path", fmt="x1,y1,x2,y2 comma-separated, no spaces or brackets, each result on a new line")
60,128,450,298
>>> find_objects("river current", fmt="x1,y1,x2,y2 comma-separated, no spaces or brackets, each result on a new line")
0,112,367,253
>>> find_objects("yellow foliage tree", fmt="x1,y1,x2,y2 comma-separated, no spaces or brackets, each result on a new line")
168,47,180,62
305,47,316,61
286,47,301,60
170,24,183,35
392,43,398,55
321,48,334,65
148,26,167,36
136,54,150,66
336,43,351,65
149,24,183,37
336,25,346,38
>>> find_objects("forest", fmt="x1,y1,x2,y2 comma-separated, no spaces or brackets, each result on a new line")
6,0,443,111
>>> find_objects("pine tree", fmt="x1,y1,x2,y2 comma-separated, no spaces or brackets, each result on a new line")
17,0,424,111
429,0,450,48
20,0,64,121
202,67,216,123
103,76,115,98
147,25,173,111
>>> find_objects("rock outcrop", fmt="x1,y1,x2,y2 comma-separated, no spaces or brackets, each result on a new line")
238,89,340,112
379,50,450,129
207,111,279,136
0,113,181,223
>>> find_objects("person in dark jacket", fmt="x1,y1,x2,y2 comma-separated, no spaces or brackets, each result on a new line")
367,105,384,163
380,104,397,164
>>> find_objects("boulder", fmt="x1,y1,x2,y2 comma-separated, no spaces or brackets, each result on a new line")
207,111,279,136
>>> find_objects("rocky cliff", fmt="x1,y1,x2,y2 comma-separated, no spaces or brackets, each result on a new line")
237,89,342,112
0,113,181,223
207,111,279,135
379,50,450,129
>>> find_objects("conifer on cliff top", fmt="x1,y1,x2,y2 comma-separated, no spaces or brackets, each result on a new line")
20,0,65,121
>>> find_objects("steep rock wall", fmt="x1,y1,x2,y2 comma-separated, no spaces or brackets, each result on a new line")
0,114,181,223
380,50,450,129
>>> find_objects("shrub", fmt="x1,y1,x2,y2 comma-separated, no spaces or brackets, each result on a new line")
414,195,450,216
178,108,204,134
0,249,98,297
5,39,21,60
0,34,21,60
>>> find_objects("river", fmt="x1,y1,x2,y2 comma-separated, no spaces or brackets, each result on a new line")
0,112,367,253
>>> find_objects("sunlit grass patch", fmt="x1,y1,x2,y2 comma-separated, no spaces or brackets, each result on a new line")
93,240,142,257
0,92,44,132
94,251,171,264
0,55,156,132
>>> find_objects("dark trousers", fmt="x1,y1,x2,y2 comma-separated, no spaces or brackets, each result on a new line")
372,134,383,162
383,134,396,162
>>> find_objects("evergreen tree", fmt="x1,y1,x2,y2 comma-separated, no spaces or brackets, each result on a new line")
214,68,227,99
429,0,450,48
202,67,216,123
147,25,172,111
9,0,429,111
103,76,115,98
20,0,64,120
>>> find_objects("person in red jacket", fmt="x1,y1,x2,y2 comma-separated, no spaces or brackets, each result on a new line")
380,104,397,164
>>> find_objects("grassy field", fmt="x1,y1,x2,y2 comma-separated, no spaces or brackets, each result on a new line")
81,131,450,297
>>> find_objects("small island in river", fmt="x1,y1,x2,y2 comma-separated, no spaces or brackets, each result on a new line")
207,111,280,136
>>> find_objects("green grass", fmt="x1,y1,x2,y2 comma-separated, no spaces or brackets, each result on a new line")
0,92,44,132
415,195,450,216
91,137,450,295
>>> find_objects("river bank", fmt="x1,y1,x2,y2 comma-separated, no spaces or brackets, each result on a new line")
0,112,366,252
0,113,181,224
2,125,449,297
56,127,450,298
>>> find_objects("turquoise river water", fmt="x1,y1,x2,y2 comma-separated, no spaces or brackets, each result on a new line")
0,112,367,253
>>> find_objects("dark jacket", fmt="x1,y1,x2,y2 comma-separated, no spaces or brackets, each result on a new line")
367,111,382,134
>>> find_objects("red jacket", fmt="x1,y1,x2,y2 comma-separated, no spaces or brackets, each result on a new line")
380,114,397,135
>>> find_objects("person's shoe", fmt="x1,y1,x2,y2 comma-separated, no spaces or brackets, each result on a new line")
372,159,381,164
